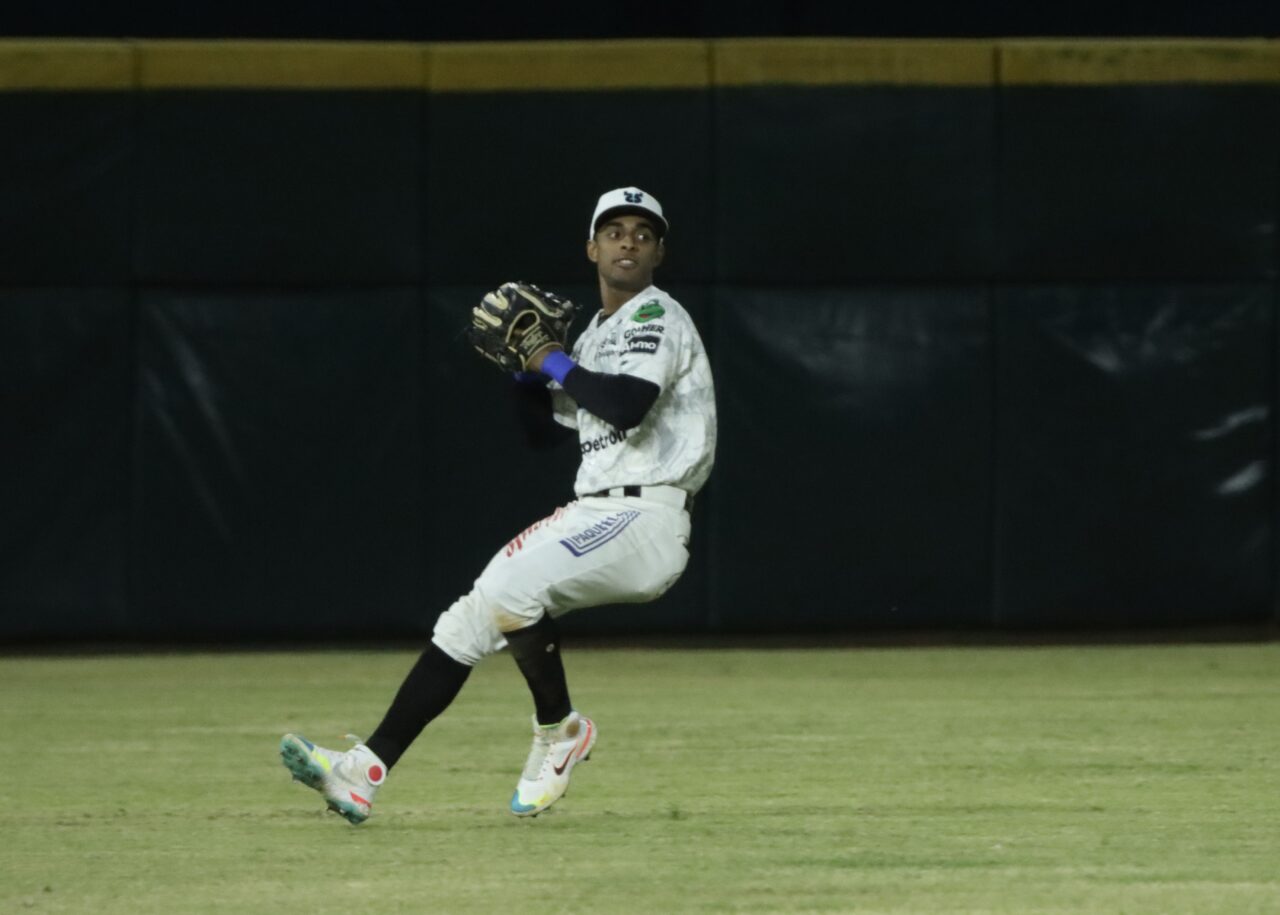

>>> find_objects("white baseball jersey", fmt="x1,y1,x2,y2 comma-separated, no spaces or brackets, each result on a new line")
550,285,717,497
431,285,716,667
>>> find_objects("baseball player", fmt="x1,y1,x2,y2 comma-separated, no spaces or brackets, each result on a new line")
280,187,716,822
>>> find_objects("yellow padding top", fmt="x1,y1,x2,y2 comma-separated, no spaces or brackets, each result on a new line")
138,40,426,89
1,38,1280,91
0,40,134,90
1002,39,1280,85
429,40,710,91
715,39,996,87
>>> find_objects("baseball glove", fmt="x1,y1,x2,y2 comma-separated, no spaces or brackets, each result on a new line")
469,281,577,373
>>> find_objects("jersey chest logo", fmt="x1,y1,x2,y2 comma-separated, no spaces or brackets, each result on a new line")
581,333,621,362
632,301,665,323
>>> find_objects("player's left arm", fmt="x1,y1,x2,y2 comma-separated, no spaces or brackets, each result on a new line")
530,349,661,431
531,308,679,430
555,362,659,430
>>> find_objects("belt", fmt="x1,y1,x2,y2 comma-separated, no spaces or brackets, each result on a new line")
584,484,691,511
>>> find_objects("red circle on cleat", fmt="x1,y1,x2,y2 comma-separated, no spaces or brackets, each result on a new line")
368,765,384,783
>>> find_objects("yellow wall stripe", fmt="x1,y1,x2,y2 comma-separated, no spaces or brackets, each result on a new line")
0,40,134,90
1001,39,1280,85
429,40,710,92
1,38,1280,91
715,39,996,87
138,40,426,90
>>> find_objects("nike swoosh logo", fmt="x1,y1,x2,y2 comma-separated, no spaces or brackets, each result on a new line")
552,748,576,776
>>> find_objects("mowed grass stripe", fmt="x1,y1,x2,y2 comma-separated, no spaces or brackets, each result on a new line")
1,643,1277,913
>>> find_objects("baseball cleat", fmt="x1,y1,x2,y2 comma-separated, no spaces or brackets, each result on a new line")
510,710,596,817
280,733,386,825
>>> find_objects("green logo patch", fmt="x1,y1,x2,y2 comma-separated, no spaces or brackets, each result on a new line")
632,300,665,323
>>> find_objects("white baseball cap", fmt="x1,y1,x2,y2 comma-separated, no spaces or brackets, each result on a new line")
588,186,669,240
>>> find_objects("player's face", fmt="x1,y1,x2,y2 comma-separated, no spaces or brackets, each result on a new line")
587,215,664,292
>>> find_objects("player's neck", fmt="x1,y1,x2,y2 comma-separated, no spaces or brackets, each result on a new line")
598,279,650,315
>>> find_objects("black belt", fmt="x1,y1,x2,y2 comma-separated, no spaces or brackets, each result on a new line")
589,485,643,498
585,485,692,511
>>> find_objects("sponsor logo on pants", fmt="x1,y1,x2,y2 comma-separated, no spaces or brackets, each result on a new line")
559,510,640,557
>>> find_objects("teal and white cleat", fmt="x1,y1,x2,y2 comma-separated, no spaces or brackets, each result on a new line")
280,733,386,825
510,711,596,817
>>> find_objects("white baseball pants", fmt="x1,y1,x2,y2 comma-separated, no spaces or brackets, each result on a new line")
432,489,691,666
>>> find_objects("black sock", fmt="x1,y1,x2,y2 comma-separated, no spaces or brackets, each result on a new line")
506,613,573,726
365,642,471,769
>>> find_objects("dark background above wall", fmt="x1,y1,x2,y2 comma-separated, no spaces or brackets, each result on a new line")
1,1,1279,41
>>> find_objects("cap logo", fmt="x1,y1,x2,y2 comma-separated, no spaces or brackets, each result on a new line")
624,191,644,204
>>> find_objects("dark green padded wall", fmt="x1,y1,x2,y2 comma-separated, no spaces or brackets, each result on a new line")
135,92,424,285
1,39,1277,640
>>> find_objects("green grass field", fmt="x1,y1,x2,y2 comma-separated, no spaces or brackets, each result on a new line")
3,642,1278,914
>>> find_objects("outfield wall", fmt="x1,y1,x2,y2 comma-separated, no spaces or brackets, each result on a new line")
1,39,1278,640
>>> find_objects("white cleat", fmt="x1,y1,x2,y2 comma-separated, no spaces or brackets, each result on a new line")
280,733,386,825
510,711,596,817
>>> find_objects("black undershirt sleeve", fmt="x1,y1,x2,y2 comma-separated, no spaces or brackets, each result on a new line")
561,366,661,431
509,367,661,448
